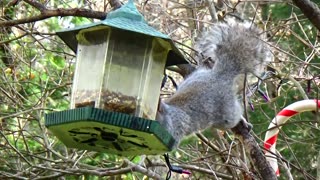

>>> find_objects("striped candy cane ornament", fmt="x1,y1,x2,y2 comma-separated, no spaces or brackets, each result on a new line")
264,99,320,176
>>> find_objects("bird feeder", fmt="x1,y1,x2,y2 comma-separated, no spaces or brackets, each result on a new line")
45,0,187,156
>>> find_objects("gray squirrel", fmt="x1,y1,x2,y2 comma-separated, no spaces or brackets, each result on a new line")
156,20,272,146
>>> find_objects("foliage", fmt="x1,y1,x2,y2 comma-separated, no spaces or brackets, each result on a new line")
0,0,319,179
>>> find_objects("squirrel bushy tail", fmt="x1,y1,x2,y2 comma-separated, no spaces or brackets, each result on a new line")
157,20,272,147
195,20,272,76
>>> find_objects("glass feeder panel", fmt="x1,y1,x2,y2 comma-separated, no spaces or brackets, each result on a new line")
71,27,109,109
100,29,166,119
141,38,169,119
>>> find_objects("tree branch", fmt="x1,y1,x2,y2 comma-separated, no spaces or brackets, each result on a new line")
1,0,107,28
292,0,320,31
149,161,234,179
232,122,277,180
23,0,46,12
0,8,106,27
0,0,125,27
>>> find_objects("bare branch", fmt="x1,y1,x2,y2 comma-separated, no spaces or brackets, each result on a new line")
23,0,46,12
124,159,162,179
232,123,277,180
292,0,320,31
206,0,218,23
179,164,233,179
0,8,106,27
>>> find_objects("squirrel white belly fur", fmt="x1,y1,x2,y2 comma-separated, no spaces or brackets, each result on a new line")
156,20,272,146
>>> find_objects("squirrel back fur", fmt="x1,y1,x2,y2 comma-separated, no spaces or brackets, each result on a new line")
156,20,272,146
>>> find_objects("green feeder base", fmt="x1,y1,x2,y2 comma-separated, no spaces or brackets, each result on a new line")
45,107,176,156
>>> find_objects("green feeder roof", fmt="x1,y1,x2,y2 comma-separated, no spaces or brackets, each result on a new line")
56,0,187,66
45,107,176,156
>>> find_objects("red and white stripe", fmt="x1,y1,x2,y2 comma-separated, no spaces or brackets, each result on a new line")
264,99,320,176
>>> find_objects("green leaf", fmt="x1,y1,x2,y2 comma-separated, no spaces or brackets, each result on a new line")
40,73,49,81
132,155,141,164
50,56,66,69
270,3,292,20
71,17,92,26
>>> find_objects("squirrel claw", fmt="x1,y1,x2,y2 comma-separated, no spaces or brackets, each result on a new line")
240,119,252,132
